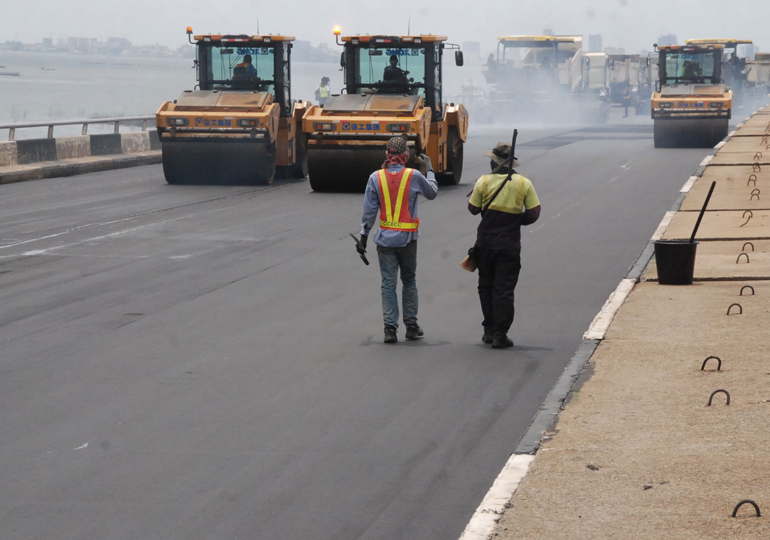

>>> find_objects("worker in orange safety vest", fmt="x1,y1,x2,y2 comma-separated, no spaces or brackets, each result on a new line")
357,135,438,344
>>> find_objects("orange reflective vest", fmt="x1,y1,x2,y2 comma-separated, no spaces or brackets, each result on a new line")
377,167,419,231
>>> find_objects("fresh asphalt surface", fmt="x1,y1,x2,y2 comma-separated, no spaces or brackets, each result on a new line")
0,112,713,539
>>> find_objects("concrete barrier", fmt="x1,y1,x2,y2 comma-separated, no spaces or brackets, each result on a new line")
90,134,123,156
0,130,162,184
55,136,91,160
16,138,57,164
0,141,17,167
121,132,151,154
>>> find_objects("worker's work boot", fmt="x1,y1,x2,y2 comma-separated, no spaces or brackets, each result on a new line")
384,325,398,344
491,334,514,349
482,328,494,344
405,324,424,340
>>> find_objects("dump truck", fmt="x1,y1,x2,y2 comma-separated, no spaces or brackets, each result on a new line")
155,29,308,185
301,29,468,192
481,35,609,123
746,52,770,108
685,39,753,113
607,54,649,114
651,44,731,148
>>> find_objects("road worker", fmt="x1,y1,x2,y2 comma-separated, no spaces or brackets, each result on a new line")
315,76,331,106
468,142,541,349
357,136,437,343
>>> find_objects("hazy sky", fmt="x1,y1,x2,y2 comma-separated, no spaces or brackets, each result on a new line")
2,0,767,55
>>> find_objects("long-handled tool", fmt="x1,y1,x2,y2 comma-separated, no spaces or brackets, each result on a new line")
349,233,370,266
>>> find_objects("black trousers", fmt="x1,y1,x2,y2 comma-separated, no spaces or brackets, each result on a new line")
475,246,522,336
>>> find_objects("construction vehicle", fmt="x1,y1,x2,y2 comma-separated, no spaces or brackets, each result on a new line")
746,53,770,108
155,29,308,185
481,35,609,123
607,55,647,114
685,39,753,113
302,28,468,192
651,44,731,148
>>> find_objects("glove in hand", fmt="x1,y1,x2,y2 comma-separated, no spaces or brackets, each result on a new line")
356,234,368,255
416,154,433,176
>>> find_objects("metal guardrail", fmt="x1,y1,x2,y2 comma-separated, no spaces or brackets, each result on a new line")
0,116,155,141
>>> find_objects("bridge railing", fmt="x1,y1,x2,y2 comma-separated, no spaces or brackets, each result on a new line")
0,116,155,142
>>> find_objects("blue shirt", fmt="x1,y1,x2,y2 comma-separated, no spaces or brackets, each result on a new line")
360,165,438,247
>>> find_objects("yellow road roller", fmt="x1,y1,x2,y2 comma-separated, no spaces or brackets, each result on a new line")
156,29,308,184
302,29,469,192
651,44,731,148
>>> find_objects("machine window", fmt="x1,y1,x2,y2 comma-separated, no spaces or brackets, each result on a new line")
204,45,276,92
359,47,426,98
664,52,716,84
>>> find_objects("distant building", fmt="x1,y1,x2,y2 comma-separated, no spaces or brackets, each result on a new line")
604,47,626,55
588,35,603,53
42,37,53,47
657,34,678,46
542,28,554,36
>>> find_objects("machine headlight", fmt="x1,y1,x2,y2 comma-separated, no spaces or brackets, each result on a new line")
659,103,672,109
386,123,409,133
313,122,336,131
237,118,260,127
167,117,189,126
709,102,724,109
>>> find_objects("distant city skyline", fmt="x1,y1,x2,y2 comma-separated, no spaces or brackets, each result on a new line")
2,0,768,57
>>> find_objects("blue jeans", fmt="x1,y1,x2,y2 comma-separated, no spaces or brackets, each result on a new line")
376,241,418,328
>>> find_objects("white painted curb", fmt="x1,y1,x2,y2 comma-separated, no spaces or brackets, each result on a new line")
458,454,535,540
699,154,714,167
680,176,699,193
651,211,676,241
583,279,636,340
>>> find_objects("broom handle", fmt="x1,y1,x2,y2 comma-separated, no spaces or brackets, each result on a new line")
689,181,716,243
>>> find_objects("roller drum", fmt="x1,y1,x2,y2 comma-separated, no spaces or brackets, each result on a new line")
162,140,276,185
308,147,404,193
653,118,728,148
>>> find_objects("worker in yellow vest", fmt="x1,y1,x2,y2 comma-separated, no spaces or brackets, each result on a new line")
357,136,437,343
315,76,331,106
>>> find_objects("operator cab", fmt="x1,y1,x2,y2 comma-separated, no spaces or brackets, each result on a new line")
657,45,723,92
192,33,294,117
338,35,462,122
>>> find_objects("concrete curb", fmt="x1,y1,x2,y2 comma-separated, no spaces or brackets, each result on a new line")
0,152,161,184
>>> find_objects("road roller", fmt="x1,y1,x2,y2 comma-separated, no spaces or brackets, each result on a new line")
651,44,731,148
302,28,469,192
156,29,308,185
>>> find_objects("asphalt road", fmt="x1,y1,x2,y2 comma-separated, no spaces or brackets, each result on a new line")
0,113,712,540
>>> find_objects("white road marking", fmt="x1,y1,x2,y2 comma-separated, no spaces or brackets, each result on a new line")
699,155,714,167
74,441,91,450
458,454,535,540
714,141,726,149
651,211,676,241
680,176,699,193
583,278,636,340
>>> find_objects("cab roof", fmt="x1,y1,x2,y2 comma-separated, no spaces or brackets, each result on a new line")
340,35,447,44
685,39,753,46
658,44,724,51
498,35,582,46
193,34,295,43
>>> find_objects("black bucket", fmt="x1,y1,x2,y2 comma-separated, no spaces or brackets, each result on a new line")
653,240,698,285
